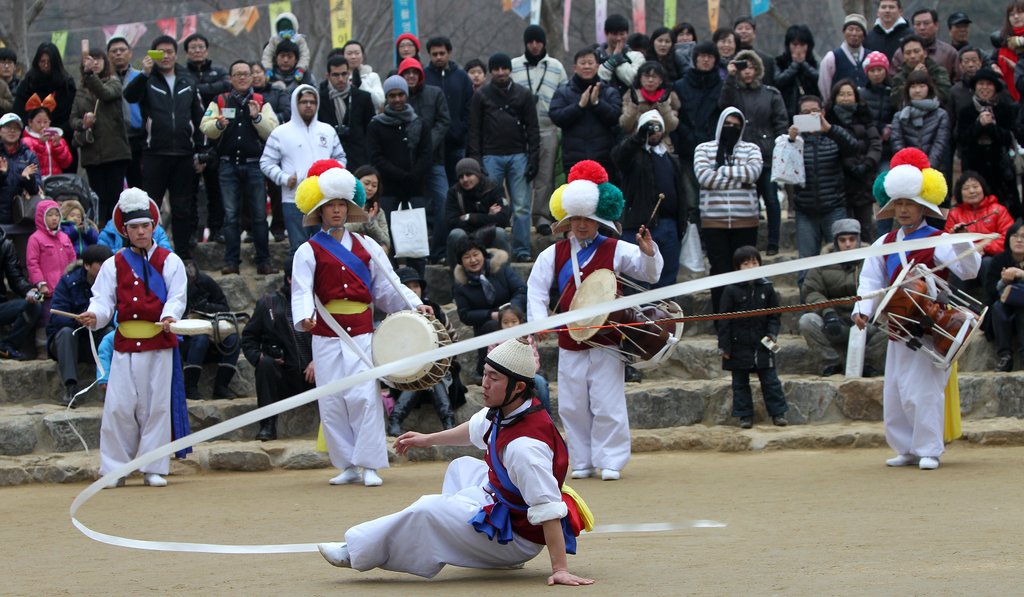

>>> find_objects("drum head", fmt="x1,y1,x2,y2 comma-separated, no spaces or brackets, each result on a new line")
942,307,987,367
169,320,213,336
568,269,617,342
372,311,439,381
872,264,912,325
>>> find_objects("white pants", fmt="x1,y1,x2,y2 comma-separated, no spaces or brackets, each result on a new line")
557,348,630,472
99,349,172,476
883,340,950,458
313,334,388,470
345,456,542,577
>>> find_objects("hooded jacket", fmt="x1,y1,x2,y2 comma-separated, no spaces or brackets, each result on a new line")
97,218,173,252
548,74,623,170
693,107,763,229
20,127,72,177
260,84,346,204
718,50,788,161
0,226,33,301
611,115,689,232
123,62,204,155
0,139,42,224
445,176,510,232
25,199,76,290
452,248,527,335
803,245,862,323
401,58,451,164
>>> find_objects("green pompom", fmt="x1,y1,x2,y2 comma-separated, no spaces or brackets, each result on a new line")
595,182,624,221
872,171,890,207
352,179,367,208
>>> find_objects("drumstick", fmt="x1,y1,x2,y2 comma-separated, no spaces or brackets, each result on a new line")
50,308,81,320
646,194,665,228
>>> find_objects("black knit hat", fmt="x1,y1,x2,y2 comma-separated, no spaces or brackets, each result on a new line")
488,52,513,71
693,41,720,62
524,25,546,45
604,14,629,33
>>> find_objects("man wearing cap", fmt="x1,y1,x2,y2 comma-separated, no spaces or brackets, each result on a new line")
317,337,594,587
947,12,972,52
291,160,428,488
799,219,886,378
78,188,188,488
851,150,980,471
891,9,958,81
865,0,910,60
526,161,663,481
512,25,568,237
0,113,42,224
468,53,540,262
818,14,870,101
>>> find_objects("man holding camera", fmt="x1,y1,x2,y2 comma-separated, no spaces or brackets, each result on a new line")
123,35,204,259
318,55,375,171
612,111,688,290
798,219,886,377
200,59,279,275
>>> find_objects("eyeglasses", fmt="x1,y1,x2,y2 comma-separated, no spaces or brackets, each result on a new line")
1011,233,1024,241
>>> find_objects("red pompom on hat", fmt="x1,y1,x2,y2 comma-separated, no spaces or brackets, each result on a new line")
307,159,345,178
567,160,609,184
890,148,930,170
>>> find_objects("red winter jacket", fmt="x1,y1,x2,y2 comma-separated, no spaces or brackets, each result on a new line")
944,194,1014,256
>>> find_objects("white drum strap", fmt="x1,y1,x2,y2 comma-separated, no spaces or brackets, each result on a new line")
570,236,583,289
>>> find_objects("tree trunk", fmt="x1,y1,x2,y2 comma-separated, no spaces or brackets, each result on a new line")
13,0,27,67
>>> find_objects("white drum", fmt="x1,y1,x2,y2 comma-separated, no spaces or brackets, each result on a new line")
169,318,240,338
372,311,452,391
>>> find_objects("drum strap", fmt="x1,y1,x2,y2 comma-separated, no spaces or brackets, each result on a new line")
560,235,605,295
313,295,374,368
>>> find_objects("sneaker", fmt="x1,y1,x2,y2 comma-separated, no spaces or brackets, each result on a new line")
570,468,595,479
600,469,620,481
362,468,383,487
739,417,753,429
143,473,168,487
61,384,79,408
886,454,919,467
918,457,940,470
329,467,362,485
318,542,351,567
0,344,27,360
103,476,126,489
772,415,788,427
995,354,1013,372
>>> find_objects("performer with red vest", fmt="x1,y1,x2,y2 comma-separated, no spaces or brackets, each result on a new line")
317,338,595,586
526,161,663,481
852,149,980,471
291,160,427,487
78,188,188,488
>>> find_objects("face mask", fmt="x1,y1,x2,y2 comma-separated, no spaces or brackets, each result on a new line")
719,125,741,150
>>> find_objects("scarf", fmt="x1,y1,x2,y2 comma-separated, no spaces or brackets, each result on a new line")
572,74,598,91
898,97,939,127
230,87,253,107
465,268,496,303
639,87,666,104
832,103,856,127
972,94,996,115
329,85,351,126
374,104,422,151
525,47,547,66
715,126,742,167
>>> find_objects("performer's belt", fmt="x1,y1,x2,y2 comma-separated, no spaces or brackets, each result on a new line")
119,320,163,338
324,299,370,315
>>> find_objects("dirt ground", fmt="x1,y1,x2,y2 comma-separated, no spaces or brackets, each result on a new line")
5,446,1023,596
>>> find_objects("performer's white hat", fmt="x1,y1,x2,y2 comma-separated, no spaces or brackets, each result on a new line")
485,338,538,383
549,160,624,234
295,159,368,226
873,148,946,219
113,188,160,236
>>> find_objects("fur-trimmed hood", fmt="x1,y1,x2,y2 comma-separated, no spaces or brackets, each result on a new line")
452,248,509,285
734,50,765,89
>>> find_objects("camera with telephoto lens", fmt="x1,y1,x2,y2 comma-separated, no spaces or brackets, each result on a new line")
733,59,749,70
194,149,218,165
644,121,663,133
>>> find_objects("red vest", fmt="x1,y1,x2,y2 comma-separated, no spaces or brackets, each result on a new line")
883,227,948,283
311,235,374,337
114,248,178,352
553,238,619,351
484,400,570,545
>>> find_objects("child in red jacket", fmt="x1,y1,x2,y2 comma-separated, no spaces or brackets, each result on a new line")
26,199,75,354
21,104,72,177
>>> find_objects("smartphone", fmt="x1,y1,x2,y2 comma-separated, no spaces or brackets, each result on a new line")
793,114,822,133
81,39,89,54
147,50,165,61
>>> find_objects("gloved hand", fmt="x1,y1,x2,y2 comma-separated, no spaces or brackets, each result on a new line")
526,162,538,181
294,67,305,82
823,312,845,340
605,53,627,69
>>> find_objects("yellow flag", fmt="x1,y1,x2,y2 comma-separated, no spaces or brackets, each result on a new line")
51,31,68,57
330,0,353,49
664,0,676,27
708,0,719,31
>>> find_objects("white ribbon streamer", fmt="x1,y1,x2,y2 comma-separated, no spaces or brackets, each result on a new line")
70,233,992,554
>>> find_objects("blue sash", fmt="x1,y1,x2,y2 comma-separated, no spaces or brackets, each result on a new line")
557,235,606,295
468,415,577,554
310,231,373,292
886,225,939,281
119,248,191,458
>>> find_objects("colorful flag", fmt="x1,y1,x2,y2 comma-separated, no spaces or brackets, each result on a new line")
664,0,676,27
595,0,607,44
563,0,573,51
50,31,67,57
708,0,719,31
156,18,177,39
751,0,770,18
211,8,260,37
102,23,147,47
180,15,198,41
529,0,541,25
632,0,645,33
330,0,353,49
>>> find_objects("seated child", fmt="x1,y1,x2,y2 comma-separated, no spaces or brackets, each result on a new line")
60,199,99,257
489,304,552,415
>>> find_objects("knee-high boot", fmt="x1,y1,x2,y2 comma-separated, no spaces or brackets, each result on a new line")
184,366,202,401
431,383,455,429
387,391,417,437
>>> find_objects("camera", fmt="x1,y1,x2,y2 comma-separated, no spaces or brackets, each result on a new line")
645,121,663,133
194,149,217,166
733,59,749,70
336,124,351,139
263,344,285,359
761,336,780,354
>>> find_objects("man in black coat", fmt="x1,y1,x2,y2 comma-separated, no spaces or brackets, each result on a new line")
318,55,375,170
180,260,242,400
184,33,230,243
47,245,113,405
672,42,723,216
0,226,41,360
241,264,313,440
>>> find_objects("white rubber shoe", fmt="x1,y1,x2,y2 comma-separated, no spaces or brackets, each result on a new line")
570,468,595,479
600,469,621,481
318,542,351,567
143,473,168,487
918,457,940,470
885,454,919,467
329,467,362,485
362,468,383,487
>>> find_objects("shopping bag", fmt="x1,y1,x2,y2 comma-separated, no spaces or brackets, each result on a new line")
678,222,705,273
390,201,430,258
771,134,805,185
